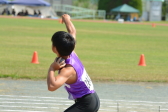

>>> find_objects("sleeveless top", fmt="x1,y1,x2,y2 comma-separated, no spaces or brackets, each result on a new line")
64,52,95,100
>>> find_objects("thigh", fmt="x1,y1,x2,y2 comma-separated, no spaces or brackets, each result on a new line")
64,93,100,112
64,102,87,112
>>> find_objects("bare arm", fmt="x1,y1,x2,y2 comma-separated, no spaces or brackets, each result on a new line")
47,61,72,91
47,59,69,91
47,67,68,91
47,15,77,91
62,14,76,40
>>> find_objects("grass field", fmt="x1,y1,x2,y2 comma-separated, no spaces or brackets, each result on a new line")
0,17,168,82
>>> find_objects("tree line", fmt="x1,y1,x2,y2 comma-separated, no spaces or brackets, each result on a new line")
73,0,142,13
98,0,142,14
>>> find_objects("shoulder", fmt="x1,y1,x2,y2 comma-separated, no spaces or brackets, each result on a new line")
59,64,75,78
71,51,79,59
59,64,77,84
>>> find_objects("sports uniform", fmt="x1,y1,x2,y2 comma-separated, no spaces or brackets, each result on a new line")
64,52,100,112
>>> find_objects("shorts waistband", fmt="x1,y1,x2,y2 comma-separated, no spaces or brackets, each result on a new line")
74,93,94,102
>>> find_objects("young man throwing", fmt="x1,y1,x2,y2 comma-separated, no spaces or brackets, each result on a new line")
47,14,100,112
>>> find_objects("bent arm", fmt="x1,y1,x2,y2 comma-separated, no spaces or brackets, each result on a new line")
47,66,72,91
47,67,59,91
62,14,76,40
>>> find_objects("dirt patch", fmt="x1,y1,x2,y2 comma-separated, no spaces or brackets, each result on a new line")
1,15,168,26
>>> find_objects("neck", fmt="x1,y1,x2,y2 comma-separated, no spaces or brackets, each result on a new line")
61,55,69,59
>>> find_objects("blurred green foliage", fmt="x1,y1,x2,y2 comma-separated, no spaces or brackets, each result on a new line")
98,0,142,15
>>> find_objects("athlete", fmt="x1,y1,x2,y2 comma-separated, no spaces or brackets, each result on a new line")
47,14,100,112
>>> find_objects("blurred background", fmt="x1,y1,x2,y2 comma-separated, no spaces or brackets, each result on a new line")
0,0,167,21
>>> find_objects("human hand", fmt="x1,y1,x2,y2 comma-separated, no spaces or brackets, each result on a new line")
50,57,66,71
61,14,71,24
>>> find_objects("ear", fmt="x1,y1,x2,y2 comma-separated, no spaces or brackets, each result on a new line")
52,45,57,53
52,45,60,56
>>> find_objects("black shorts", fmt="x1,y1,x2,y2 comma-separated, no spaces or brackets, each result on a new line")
64,92,100,112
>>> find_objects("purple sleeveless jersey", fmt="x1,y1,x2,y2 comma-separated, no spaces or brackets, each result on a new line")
64,52,95,100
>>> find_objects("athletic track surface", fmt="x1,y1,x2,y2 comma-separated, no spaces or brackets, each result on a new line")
0,79,168,112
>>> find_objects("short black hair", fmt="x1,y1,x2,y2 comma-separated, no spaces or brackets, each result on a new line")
51,31,76,56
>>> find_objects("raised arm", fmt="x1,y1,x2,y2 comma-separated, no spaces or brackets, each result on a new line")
62,14,76,40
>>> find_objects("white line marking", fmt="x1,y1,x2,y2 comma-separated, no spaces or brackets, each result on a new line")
1,95,168,104
0,95,67,100
160,109,168,110
0,105,60,109
1,101,64,105
0,94,168,112
99,109,116,111
100,99,168,104
0,98,73,103
0,110,47,112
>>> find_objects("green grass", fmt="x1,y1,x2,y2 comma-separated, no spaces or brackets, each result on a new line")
0,17,168,82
